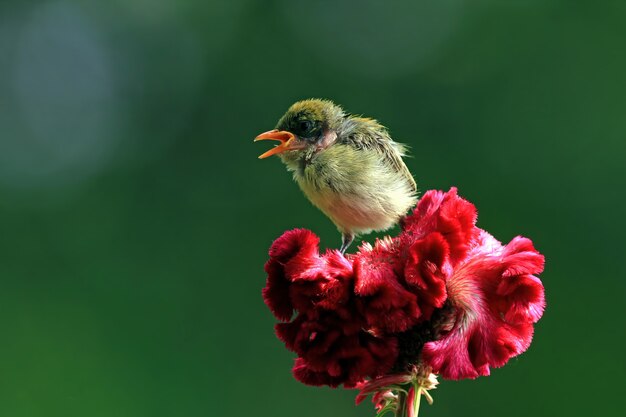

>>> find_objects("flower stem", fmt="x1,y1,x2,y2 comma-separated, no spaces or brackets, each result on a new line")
412,386,422,417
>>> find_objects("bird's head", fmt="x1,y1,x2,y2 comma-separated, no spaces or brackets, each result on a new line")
255,99,345,160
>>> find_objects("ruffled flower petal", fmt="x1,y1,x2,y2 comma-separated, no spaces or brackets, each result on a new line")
404,232,450,321
421,230,546,379
354,241,421,333
401,187,477,266
283,313,399,388
262,259,294,322
262,229,320,321
268,228,320,262
263,229,353,320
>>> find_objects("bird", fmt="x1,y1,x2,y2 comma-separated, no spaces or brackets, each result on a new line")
255,99,417,254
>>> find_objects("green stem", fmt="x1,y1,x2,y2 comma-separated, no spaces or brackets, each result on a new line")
412,386,422,417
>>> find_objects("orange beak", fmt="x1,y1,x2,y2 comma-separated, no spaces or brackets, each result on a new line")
254,129,297,159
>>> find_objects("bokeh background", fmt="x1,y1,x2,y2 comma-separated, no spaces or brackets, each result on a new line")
0,1,624,416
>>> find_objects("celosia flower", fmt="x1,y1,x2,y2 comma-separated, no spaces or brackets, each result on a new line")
263,229,399,387
403,232,450,320
262,187,545,417
399,187,477,266
353,239,424,333
262,229,353,320
421,230,546,379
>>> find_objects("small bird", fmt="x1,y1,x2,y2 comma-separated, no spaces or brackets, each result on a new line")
255,99,417,253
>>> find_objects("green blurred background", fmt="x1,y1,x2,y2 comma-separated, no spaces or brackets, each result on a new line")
0,1,624,416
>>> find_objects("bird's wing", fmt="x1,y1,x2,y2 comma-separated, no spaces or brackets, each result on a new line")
342,119,417,192
382,139,418,193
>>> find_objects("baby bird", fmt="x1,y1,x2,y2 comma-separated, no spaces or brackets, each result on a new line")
255,99,417,253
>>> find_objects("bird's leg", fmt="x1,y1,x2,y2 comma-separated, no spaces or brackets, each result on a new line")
340,233,354,254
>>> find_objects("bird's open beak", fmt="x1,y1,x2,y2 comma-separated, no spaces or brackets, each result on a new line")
254,129,298,159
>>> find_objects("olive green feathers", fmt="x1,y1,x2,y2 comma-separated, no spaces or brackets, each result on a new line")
256,99,417,252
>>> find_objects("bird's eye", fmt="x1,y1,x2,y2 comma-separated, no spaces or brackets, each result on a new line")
299,120,313,133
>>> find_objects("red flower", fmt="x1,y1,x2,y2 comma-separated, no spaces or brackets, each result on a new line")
263,229,353,321
262,229,318,321
403,233,450,321
264,229,399,387
400,188,477,266
351,188,474,334
290,329,399,388
277,310,398,387
354,239,423,333
421,230,546,379
261,187,545,398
